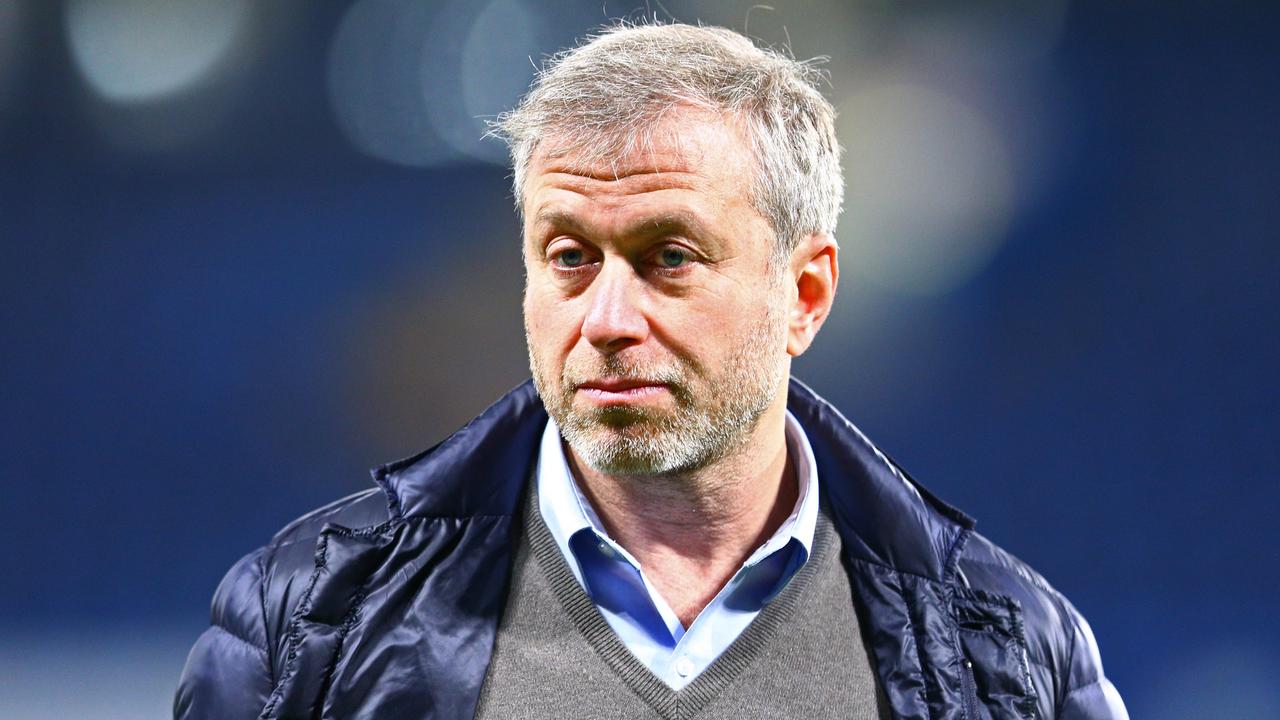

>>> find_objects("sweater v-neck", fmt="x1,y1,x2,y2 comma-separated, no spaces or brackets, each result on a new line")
524,486,838,719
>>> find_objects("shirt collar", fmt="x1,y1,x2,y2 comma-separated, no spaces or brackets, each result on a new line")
536,410,821,581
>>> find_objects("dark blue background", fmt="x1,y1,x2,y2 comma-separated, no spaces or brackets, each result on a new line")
2,1,1276,716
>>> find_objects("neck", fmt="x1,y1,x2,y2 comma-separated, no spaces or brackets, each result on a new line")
566,399,797,626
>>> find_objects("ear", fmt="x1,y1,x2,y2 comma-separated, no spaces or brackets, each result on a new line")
786,233,839,357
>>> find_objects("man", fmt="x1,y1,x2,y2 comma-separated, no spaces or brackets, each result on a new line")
176,23,1127,720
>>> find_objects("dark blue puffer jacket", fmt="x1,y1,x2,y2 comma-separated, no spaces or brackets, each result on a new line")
175,380,1128,719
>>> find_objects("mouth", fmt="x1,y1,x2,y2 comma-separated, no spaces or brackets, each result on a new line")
575,378,670,404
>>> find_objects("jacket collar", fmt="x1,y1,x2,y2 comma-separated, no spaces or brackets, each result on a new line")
371,381,548,521
372,378,973,583
786,378,973,582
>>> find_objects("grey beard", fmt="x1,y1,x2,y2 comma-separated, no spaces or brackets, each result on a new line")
555,384,765,476
527,302,787,477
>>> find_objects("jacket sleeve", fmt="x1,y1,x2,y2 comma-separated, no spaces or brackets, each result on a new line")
174,547,274,720
1057,605,1129,720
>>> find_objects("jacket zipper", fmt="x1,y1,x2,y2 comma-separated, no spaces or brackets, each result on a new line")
960,657,982,719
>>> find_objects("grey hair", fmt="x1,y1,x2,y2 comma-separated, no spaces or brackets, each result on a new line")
492,21,843,258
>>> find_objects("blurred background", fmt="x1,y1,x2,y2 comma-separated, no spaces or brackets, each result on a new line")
1,0,1276,716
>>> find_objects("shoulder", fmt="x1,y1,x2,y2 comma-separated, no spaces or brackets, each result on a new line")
261,486,392,574
956,531,1127,718
177,487,391,717
218,487,391,657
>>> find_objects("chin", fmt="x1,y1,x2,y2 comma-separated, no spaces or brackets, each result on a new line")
569,423,728,477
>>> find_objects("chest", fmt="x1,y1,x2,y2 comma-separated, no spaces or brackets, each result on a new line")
256,517,1043,720
475,515,890,720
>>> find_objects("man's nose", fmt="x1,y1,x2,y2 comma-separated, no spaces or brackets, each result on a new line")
580,261,649,353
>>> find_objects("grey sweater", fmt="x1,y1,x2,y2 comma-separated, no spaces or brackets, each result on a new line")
475,490,891,719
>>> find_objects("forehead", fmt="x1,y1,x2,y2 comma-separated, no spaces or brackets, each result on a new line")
522,108,758,223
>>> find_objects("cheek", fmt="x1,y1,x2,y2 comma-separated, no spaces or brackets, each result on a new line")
698,292,787,352
523,287,581,359
678,289,765,335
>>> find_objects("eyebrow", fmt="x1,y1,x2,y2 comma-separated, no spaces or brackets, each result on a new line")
532,209,589,238
532,208,721,252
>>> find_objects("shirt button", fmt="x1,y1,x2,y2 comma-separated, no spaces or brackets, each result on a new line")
597,542,615,557
674,656,695,678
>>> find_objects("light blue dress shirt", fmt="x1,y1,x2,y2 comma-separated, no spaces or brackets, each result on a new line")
536,412,821,690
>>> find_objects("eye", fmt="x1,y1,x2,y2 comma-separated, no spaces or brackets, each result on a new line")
546,239,595,271
656,246,691,269
556,248,587,268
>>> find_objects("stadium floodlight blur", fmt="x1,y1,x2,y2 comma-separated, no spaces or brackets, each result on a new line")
64,0,263,153
824,4,1069,299
329,0,558,168
451,0,552,164
65,0,252,103
838,81,1014,297
327,0,447,167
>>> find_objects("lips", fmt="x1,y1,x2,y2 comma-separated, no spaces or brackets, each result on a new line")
577,378,663,392
575,378,669,403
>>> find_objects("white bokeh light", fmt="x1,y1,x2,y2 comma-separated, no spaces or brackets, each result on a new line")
329,0,549,168
837,81,1014,296
65,0,251,103
328,0,452,167
452,0,547,164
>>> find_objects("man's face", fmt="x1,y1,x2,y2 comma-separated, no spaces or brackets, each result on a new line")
521,108,795,476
